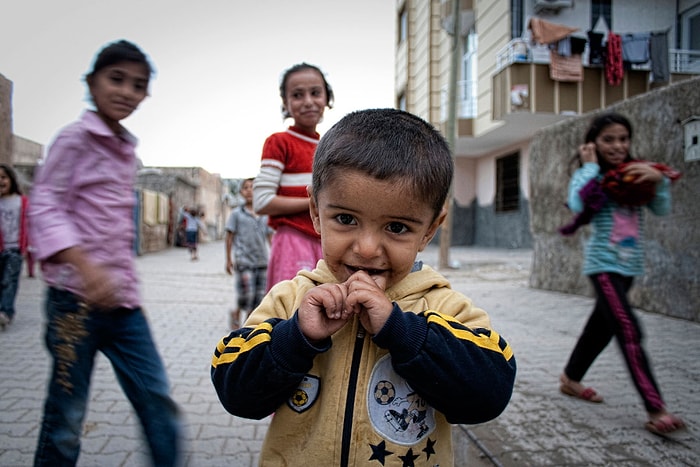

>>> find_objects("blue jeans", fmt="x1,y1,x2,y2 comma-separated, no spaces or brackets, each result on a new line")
0,248,23,319
34,288,181,467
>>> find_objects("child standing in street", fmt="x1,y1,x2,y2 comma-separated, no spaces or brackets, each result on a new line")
253,62,333,290
225,178,273,329
559,112,685,436
212,109,516,466
183,206,205,261
0,164,29,330
29,39,181,466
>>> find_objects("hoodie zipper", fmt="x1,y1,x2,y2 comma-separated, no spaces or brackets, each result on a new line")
340,324,366,467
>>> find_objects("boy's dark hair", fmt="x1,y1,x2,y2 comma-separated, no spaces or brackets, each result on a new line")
0,164,22,195
279,63,334,119
86,39,154,81
312,108,453,218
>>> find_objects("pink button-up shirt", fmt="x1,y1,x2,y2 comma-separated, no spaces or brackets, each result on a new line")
29,111,141,308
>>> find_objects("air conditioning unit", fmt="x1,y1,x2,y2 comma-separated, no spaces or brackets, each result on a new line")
533,0,573,14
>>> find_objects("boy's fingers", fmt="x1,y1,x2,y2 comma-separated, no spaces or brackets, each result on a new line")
370,274,387,290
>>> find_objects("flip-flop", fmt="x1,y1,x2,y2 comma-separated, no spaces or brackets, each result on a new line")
560,384,604,403
645,414,686,436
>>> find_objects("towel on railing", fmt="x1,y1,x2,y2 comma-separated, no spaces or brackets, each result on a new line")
529,17,578,45
549,50,583,81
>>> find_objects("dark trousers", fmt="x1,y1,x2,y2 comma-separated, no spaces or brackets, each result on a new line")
564,272,665,413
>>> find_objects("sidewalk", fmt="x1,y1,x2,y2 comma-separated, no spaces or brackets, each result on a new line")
0,241,697,466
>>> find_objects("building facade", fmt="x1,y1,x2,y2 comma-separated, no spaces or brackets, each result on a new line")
395,0,700,248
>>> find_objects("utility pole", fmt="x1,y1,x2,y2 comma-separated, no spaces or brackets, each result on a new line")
438,0,461,270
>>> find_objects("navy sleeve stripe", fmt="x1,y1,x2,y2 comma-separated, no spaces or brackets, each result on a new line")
424,310,514,361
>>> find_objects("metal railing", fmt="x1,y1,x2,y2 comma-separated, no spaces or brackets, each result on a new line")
495,38,700,74
670,48,700,73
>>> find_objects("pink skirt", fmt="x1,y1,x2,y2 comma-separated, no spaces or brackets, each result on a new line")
266,225,323,291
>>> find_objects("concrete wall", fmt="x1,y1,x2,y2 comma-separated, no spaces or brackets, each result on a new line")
529,76,700,322
0,74,11,166
149,167,226,241
12,135,43,191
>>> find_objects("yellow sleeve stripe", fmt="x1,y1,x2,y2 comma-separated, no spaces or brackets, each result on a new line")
425,311,514,361
211,323,274,368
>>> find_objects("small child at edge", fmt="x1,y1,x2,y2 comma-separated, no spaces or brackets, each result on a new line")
225,178,273,329
211,108,516,466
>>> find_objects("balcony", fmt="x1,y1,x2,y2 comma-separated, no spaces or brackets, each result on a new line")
493,40,700,121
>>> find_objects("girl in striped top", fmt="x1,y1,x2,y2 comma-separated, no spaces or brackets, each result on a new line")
559,112,685,436
253,63,334,291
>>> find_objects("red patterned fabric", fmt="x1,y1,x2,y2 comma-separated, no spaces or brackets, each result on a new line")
601,161,681,206
605,32,623,86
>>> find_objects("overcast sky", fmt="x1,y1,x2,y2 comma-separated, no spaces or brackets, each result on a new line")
1,0,396,178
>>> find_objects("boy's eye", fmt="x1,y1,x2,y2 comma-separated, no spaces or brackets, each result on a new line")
387,222,409,234
335,213,356,225
108,75,124,84
132,80,148,92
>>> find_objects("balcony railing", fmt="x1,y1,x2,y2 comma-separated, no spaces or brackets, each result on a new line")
496,39,700,75
670,48,700,73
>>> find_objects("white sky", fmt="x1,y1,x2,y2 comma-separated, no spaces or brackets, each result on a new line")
1,0,396,179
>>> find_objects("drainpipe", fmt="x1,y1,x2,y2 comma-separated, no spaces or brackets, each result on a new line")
439,0,461,270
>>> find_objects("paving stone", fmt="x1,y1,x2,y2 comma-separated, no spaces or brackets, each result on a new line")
0,241,697,466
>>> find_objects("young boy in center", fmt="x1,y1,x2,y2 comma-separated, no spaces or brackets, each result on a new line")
211,109,516,466
225,178,273,329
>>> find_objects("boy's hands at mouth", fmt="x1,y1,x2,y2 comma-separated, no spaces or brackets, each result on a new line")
298,271,393,342
345,271,393,335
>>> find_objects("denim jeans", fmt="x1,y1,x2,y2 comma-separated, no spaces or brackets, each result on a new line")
0,248,23,319
34,288,181,467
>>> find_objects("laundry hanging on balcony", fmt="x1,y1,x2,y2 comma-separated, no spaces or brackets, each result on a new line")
605,28,670,85
649,31,669,83
528,17,584,82
528,17,578,44
605,32,624,86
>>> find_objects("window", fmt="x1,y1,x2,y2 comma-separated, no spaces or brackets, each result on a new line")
511,0,524,39
496,153,520,212
398,7,408,44
681,4,700,50
460,29,478,118
591,0,612,30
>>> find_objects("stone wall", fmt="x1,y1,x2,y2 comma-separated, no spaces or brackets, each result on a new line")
529,76,700,322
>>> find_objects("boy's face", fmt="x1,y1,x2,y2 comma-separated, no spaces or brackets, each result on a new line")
239,180,254,202
309,169,445,290
88,61,149,129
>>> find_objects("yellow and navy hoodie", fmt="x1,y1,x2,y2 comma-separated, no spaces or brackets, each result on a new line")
212,261,516,467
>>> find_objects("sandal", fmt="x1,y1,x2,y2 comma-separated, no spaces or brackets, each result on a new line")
645,413,686,436
559,374,604,403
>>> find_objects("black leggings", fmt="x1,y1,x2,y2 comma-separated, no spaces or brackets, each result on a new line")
564,272,665,413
